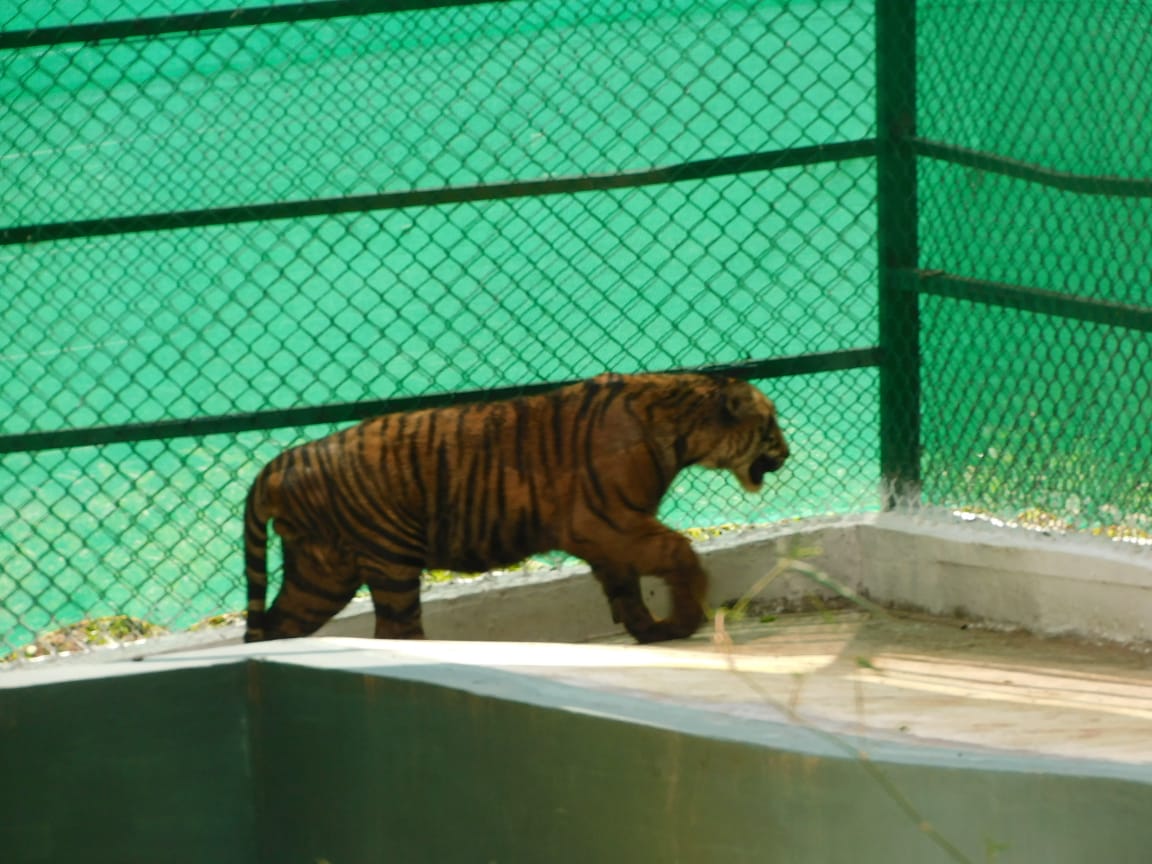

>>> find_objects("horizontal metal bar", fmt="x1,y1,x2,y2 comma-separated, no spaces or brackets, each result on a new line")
0,348,880,454
903,269,1152,333
696,348,881,381
0,140,876,247
0,384,558,455
0,0,498,50
914,138,1152,199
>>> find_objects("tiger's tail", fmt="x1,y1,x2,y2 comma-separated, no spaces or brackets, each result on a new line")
242,466,273,643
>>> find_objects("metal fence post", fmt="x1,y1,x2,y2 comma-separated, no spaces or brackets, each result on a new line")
876,0,920,508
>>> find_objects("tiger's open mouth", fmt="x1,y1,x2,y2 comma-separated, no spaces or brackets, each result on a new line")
748,453,785,487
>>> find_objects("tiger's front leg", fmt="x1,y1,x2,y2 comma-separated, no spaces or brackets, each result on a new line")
584,520,708,644
591,565,662,642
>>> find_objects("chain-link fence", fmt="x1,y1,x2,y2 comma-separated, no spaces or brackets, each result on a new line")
1,0,1149,660
913,0,1152,535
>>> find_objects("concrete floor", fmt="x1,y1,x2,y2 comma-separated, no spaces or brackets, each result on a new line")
8,602,1150,772
600,611,1152,767
305,609,1152,769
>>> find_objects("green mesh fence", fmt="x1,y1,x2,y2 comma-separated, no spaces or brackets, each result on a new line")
914,0,1152,535
1,0,1149,660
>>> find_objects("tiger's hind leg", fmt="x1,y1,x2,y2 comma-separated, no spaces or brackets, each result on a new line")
260,540,360,640
360,558,426,639
582,518,708,644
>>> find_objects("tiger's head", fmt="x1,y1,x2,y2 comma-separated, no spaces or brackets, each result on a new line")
690,376,790,493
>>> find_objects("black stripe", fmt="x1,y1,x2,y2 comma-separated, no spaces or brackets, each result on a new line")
367,575,422,594
547,391,567,467
334,425,392,525
373,415,430,550
511,398,529,475
432,437,453,552
307,429,425,560
580,395,613,508
349,421,393,520
616,485,652,515
522,462,544,545
272,605,328,628
297,440,314,473
352,531,426,569
286,564,352,604
511,510,533,557
468,443,489,557
488,521,509,564
298,444,427,565
404,413,429,502
577,480,627,535
373,598,422,622
648,437,673,489
492,425,507,517
575,377,602,417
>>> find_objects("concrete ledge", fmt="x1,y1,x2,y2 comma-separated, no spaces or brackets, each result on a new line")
5,513,1152,862
315,512,1152,648
849,513,1152,645
15,512,1151,665
3,635,1151,864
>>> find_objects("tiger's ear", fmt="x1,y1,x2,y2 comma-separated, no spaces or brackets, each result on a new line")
718,379,755,422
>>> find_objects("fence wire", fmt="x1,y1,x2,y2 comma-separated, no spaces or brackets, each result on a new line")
1,0,1149,660
915,0,1152,535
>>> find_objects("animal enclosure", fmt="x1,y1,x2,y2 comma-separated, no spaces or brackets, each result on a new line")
1,0,1150,657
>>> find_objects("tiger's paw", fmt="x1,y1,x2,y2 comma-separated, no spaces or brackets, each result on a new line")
624,615,701,644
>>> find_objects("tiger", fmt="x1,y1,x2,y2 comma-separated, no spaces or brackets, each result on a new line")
243,372,789,645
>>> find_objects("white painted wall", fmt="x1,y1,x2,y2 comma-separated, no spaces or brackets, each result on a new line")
316,512,1152,648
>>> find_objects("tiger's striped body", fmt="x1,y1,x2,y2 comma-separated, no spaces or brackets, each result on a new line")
243,372,788,644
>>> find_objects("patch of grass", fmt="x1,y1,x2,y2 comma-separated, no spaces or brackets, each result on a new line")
1014,508,1072,533
422,557,556,584
1091,523,1152,544
5,615,167,662
680,523,743,541
189,610,247,630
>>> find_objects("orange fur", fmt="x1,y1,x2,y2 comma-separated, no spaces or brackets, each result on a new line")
244,372,788,643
